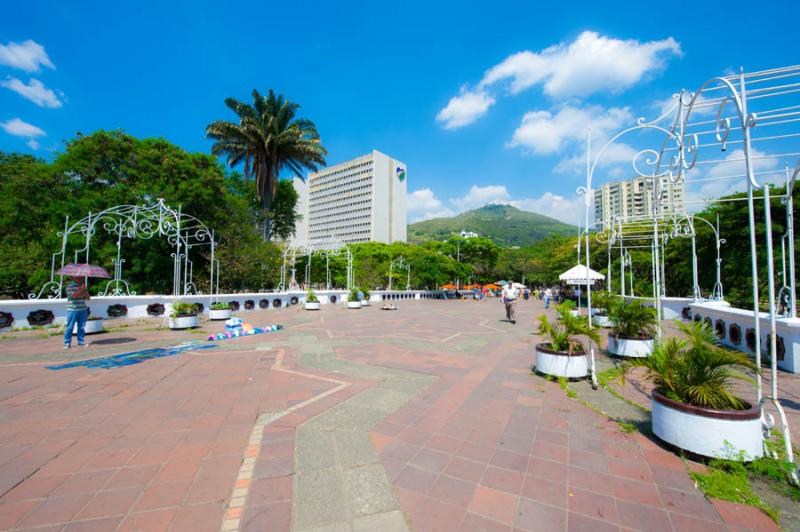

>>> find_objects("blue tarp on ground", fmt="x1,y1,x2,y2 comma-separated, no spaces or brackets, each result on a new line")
46,342,216,370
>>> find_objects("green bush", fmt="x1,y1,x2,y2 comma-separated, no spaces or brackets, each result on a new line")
170,302,199,318
306,289,318,303
608,300,657,338
210,302,228,310
621,320,757,410
536,302,602,354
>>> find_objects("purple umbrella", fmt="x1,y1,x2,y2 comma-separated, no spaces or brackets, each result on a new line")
56,263,111,278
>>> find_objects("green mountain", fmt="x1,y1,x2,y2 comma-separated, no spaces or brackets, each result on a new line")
408,204,576,247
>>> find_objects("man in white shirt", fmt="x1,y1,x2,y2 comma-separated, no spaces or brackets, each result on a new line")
501,282,519,324
544,287,553,309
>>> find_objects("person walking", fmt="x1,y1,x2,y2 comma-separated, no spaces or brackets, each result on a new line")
501,282,519,324
544,287,553,309
64,276,91,349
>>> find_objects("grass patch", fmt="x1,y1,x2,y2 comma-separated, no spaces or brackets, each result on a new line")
691,461,779,522
617,421,638,433
690,432,800,525
596,366,651,413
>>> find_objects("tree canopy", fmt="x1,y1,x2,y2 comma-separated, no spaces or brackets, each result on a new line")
206,89,326,239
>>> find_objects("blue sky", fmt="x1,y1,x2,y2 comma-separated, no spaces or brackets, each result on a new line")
2,0,799,224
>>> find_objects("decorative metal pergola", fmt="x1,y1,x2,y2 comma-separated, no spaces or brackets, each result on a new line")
32,199,218,300
578,64,800,481
388,255,411,291
278,236,353,291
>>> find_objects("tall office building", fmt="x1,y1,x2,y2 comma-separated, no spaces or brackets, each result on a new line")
290,150,407,248
594,176,684,228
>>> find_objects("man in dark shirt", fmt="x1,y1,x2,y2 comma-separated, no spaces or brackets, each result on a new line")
64,276,90,349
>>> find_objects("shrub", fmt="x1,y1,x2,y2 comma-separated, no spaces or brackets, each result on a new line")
349,287,360,301
307,289,319,303
608,300,657,339
621,321,757,410
210,302,228,310
170,302,199,318
536,302,602,354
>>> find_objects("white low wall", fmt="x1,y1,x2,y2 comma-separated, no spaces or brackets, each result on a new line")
0,290,445,330
690,301,800,374
622,296,693,321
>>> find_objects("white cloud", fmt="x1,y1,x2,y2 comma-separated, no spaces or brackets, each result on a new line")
509,104,634,155
437,31,680,128
0,40,55,72
0,118,46,138
482,31,680,99
407,188,455,222
26,139,40,150
510,192,584,225
554,142,639,176
450,185,511,211
435,87,495,129
0,77,63,108
684,148,782,209
409,184,584,226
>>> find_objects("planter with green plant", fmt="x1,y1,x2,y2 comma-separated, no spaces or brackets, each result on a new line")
621,320,762,459
169,302,199,329
347,287,362,309
535,301,602,379
305,289,321,310
78,310,104,334
607,300,657,357
209,302,232,320
361,287,371,306
590,291,615,328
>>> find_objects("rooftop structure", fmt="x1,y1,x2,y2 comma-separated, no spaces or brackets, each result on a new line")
291,150,407,247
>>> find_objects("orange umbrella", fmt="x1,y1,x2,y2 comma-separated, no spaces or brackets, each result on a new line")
440,283,457,290
483,283,500,290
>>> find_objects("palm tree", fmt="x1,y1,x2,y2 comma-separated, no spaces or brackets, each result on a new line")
206,89,326,239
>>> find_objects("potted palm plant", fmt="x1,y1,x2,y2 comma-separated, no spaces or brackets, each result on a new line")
80,309,104,334
361,287,371,306
535,302,602,379
347,287,362,309
209,302,232,320
607,300,657,357
590,291,615,328
305,289,321,310
169,302,199,329
621,321,761,459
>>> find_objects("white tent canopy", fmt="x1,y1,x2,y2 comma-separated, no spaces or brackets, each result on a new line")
559,264,605,286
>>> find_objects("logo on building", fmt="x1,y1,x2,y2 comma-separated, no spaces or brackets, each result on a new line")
396,166,406,182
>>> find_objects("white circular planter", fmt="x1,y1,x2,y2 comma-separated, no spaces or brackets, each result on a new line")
77,319,104,334
305,302,321,310
534,344,588,379
569,309,580,317
592,314,614,328
347,301,362,309
361,299,370,307
652,390,763,460
169,316,198,329
209,308,232,320
608,334,654,357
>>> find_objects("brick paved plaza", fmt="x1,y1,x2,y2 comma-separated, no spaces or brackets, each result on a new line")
0,299,793,531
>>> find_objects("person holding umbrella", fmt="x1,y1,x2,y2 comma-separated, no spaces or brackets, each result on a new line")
57,263,109,349
64,276,91,349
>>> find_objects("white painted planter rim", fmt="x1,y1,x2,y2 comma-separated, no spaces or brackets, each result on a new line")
653,390,760,420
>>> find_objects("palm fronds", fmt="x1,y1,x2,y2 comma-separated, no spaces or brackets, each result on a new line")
206,89,327,237
608,300,657,338
537,302,602,354
621,320,757,410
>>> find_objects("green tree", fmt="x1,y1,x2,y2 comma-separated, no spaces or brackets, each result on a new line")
206,89,326,239
269,179,301,241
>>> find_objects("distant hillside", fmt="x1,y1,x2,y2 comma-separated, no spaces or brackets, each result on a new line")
408,204,576,247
